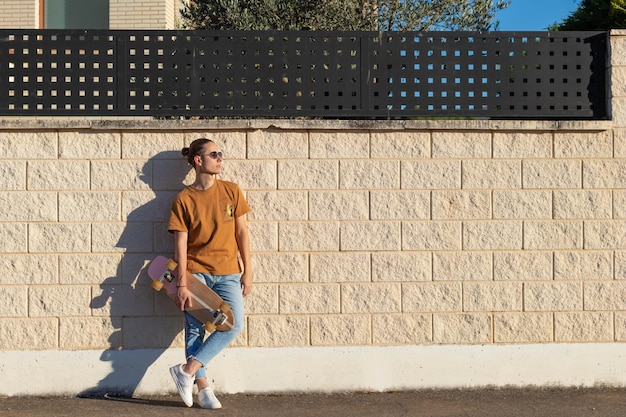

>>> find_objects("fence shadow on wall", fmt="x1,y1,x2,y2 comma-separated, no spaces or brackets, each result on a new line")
81,150,189,397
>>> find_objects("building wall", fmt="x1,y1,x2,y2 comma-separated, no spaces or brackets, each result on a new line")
0,0,38,28
0,31,625,396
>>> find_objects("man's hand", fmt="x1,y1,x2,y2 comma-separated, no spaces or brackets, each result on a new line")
240,272,252,297
175,286,193,310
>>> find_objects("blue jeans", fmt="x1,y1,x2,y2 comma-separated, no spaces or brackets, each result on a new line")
184,273,244,380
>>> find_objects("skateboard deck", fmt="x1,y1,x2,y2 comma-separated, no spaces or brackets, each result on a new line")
148,256,235,332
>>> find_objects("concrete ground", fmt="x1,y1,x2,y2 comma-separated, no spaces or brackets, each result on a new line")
2,388,626,417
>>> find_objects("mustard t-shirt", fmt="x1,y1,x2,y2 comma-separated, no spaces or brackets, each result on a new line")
168,180,251,275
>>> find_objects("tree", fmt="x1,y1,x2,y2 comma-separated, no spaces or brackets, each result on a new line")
550,0,626,30
179,0,511,31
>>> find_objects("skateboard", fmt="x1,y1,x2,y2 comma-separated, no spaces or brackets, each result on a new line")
148,256,235,332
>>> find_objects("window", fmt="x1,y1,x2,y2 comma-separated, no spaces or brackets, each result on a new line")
44,0,109,29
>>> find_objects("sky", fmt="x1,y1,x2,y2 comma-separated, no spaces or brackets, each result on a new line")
496,0,581,31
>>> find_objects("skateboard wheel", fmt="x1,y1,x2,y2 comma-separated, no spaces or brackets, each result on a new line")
219,302,231,314
151,280,164,291
205,321,217,332
166,259,178,271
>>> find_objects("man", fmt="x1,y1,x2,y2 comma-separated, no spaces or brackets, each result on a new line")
167,138,252,409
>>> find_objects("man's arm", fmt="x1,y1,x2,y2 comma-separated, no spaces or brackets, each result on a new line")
235,214,252,296
173,230,193,309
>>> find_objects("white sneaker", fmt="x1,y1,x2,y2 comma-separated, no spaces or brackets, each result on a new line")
169,364,194,407
197,387,222,409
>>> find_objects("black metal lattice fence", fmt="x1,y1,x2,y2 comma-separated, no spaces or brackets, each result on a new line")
0,30,609,119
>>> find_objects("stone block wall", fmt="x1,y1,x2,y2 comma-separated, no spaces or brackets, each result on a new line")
0,117,622,353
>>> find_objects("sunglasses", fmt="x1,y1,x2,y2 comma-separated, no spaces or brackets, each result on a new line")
199,151,223,159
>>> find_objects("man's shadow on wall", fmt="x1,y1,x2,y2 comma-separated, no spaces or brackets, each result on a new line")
80,150,191,397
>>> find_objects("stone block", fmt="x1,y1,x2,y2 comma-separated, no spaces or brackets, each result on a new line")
340,221,400,251
494,313,553,343
432,190,491,220
554,130,613,158
462,160,521,189
59,317,120,349
59,254,122,285
0,192,57,222
615,190,626,219
432,131,491,158
524,221,583,250
0,318,58,349
370,191,430,220
523,160,581,189
433,313,491,343
372,313,432,344
463,221,522,250
0,286,27,317
0,224,27,253
91,161,152,191
584,221,626,249
402,282,462,312
29,285,92,317
372,252,432,282
247,191,308,220
493,190,552,219
583,160,626,188
216,160,278,190
310,131,369,159
279,221,339,252
121,190,175,222
251,253,309,283
0,161,26,190
524,282,582,311
0,131,57,159
617,251,626,279
59,192,121,222
28,161,90,190
122,316,184,349
402,221,461,250
121,132,184,159
309,191,369,220
248,315,309,347
278,160,337,190
433,252,492,281
59,131,121,159
554,312,613,342
493,132,552,158
90,284,154,317
371,131,430,159
152,159,193,191
342,283,401,313
244,284,279,314
279,284,340,314
92,222,154,253
248,221,278,252
310,252,371,282
340,160,400,189
584,281,626,310
554,251,613,281
553,190,612,219
0,254,58,284
401,160,461,189
494,251,553,281
29,223,91,253
311,315,370,346
249,130,308,159
463,282,522,312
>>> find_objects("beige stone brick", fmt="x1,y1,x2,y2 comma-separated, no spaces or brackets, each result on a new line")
0,224,27,253
493,190,552,219
59,192,121,222
583,221,626,249
616,313,626,341
249,130,308,159
615,190,626,219
524,221,582,250
433,252,492,281
59,131,121,159
0,286,27,317
372,313,432,344
311,252,371,283
279,160,337,189
247,191,308,220
372,252,431,282
524,282,582,311
494,313,553,343
310,131,369,159
463,221,522,250
121,132,184,159
371,131,430,159
583,160,626,189
523,160,581,189
494,251,553,281
612,97,626,128
403,282,462,312
248,221,278,252
29,223,91,253
462,160,521,189
59,254,122,285
342,283,401,313
123,316,184,349
0,192,57,222
90,284,154,317
244,284,279,314
432,190,491,219
554,312,613,342
59,317,120,349
92,222,153,253
311,315,370,345
613,36,626,66
493,132,552,159
0,254,58,284
217,160,278,190
309,191,369,220
0,161,26,190
584,281,626,310
0,318,58,349
340,221,399,251
401,160,461,189
279,284,340,314
617,251,626,279
371,191,430,220
28,161,90,190
248,315,309,347
554,130,613,158
433,313,491,343
121,190,176,222
615,129,626,158
91,161,152,191
432,131,491,159
554,251,613,281
402,221,461,250
251,253,309,283
340,160,399,189
152,159,193,191
0,131,57,159
553,190,612,219
29,285,91,317
613,67,626,99
463,282,522,312
280,221,339,251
